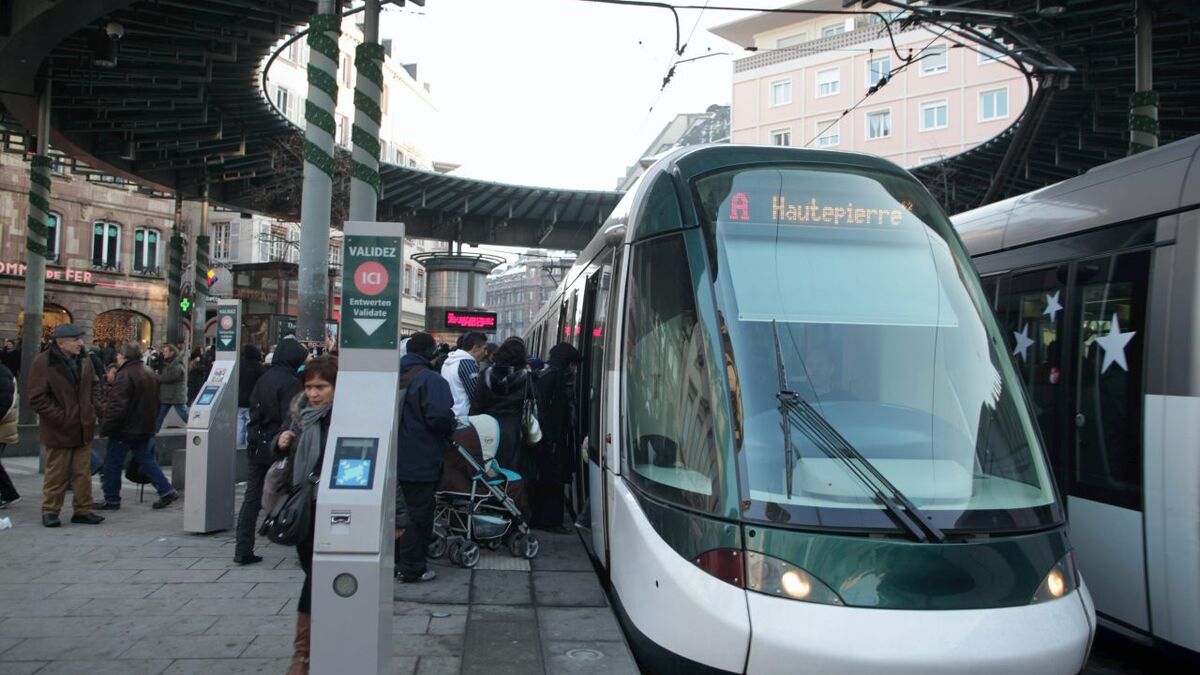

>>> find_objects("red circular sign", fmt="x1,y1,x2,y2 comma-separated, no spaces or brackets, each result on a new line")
219,315,234,330
354,261,388,296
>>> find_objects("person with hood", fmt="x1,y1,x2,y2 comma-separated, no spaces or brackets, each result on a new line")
471,338,536,475
234,337,308,565
95,342,178,511
395,332,456,583
27,324,103,527
531,343,583,532
237,343,266,449
154,343,188,431
440,331,487,417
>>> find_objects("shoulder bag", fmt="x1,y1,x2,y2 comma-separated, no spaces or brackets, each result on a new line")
522,379,543,446
260,471,317,546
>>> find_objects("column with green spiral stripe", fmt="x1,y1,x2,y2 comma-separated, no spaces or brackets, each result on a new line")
349,0,383,223
297,1,341,343
19,86,54,423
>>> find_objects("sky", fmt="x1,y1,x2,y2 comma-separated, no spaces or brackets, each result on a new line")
378,0,772,191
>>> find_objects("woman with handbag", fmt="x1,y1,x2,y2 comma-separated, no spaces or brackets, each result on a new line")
471,338,539,477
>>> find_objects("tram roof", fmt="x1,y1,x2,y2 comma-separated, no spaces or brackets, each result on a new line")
0,0,1197,247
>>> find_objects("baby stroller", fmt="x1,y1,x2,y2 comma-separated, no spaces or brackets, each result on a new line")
428,415,540,568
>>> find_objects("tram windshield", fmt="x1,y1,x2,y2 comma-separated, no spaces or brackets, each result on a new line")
696,164,1062,532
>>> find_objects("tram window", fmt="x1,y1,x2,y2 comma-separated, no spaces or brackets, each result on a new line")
997,266,1069,495
585,253,615,463
979,275,1000,310
1071,251,1150,510
623,234,721,512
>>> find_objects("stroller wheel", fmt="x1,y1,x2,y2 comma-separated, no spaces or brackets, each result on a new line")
485,538,501,551
508,532,527,558
522,534,540,559
447,538,464,566
426,536,446,560
459,542,480,568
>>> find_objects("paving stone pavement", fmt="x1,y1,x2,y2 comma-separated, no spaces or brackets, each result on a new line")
0,456,639,675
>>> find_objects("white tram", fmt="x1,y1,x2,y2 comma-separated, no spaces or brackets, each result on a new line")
525,144,1095,674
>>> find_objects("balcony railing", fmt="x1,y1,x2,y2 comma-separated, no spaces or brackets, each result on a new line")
734,22,917,74
90,261,122,273
132,265,162,277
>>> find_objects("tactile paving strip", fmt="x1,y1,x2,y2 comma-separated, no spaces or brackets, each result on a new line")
473,549,532,572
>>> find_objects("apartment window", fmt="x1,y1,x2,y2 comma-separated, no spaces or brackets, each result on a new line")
274,86,296,121
394,148,404,165
769,79,792,107
133,227,160,274
769,128,792,147
980,88,1009,121
815,120,840,147
212,222,232,260
381,84,388,115
91,221,122,270
822,23,846,37
866,110,891,139
329,241,342,270
404,264,413,295
336,114,350,147
408,158,417,168
978,44,1005,64
45,212,61,263
776,33,807,49
816,68,840,96
867,56,891,87
257,222,270,261
920,100,948,130
416,270,425,300
339,53,352,87
921,44,948,74
284,41,306,65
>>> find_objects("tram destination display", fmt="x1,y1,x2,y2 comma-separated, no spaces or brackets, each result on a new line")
444,310,497,331
342,235,402,349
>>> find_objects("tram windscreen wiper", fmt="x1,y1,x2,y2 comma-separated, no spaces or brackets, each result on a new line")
770,322,945,544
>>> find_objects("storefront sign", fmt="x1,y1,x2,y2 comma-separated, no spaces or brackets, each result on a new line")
342,235,401,350
0,262,94,285
444,310,497,331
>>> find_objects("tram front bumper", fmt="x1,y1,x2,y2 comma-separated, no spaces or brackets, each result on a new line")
745,582,1095,675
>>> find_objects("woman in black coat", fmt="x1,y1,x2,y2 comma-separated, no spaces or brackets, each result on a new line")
531,343,581,532
470,338,534,475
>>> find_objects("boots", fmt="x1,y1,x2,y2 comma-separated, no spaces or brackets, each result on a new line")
287,612,311,675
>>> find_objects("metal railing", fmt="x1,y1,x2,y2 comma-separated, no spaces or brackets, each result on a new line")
734,22,917,74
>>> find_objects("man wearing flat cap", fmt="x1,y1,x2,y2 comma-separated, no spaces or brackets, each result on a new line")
27,323,104,527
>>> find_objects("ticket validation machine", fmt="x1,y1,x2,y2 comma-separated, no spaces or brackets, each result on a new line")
184,299,241,533
312,222,404,675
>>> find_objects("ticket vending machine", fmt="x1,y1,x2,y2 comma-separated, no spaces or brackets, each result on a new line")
184,299,241,534
312,222,404,674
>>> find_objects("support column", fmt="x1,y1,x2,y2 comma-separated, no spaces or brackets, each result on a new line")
192,187,210,350
18,83,52,424
166,193,184,346
349,0,382,223
298,0,341,343
1129,1,1157,154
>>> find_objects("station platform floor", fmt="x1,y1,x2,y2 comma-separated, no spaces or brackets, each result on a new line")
0,455,638,675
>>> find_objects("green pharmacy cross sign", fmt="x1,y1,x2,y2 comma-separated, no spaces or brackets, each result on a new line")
342,235,401,350
180,297,192,312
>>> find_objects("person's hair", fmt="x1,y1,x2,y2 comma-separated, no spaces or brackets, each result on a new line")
462,332,488,351
492,338,527,369
301,355,338,388
120,342,143,361
161,343,177,356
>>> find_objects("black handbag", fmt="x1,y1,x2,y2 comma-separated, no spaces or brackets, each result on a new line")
260,472,317,546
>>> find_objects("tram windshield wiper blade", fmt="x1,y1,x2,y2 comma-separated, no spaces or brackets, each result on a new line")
777,394,946,544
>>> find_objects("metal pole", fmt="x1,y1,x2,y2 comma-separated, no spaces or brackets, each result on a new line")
192,185,210,350
1129,1,1158,154
166,193,184,346
298,0,341,343
349,0,382,223
18,81,52,424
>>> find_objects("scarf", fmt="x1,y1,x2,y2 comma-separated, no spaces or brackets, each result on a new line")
292,402,331,487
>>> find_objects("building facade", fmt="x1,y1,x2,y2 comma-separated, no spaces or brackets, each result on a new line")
710,2,1028,168
617,104,730,191
0,151,173,348
486,251,577,341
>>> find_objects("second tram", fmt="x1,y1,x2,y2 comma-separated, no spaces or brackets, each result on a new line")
525,144,1095,674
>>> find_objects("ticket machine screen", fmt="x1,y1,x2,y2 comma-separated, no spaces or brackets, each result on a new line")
195,385,220,407
330,437,378,490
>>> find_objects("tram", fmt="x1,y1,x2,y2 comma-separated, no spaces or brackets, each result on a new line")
953,134,1200,658
525,144,1095,674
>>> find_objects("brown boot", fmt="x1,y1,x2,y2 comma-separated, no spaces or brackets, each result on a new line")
287,612,311,675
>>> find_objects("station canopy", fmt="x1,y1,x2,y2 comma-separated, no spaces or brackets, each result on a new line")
0,0,1197,248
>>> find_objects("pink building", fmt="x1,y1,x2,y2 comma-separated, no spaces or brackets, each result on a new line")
710,2,1030,168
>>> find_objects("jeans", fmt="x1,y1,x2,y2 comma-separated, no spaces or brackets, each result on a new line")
155,403,189,432
395,480,437,579
90,450,103,475
237,408,250,449
101,438,176,504
0,444,19,502
235,461,270,558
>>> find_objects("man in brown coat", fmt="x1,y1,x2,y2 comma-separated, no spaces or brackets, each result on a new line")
27,323,104,527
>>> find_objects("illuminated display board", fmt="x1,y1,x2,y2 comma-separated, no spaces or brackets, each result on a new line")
444,310,497,331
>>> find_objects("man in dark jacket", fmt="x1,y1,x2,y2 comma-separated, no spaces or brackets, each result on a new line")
531,343,582,532
234,337,308,564
237,344,266,450
0,361,20,508
95,342,178,510
395,332,456,583
154,343,188,431
28,324,103,527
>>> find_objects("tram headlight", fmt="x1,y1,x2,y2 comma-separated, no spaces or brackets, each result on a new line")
1031,551,1079,604
745,551,843,606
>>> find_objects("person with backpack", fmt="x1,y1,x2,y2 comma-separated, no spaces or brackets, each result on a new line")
234,337,308,565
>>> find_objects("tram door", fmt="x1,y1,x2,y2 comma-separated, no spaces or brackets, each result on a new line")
1066,250,1152,632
